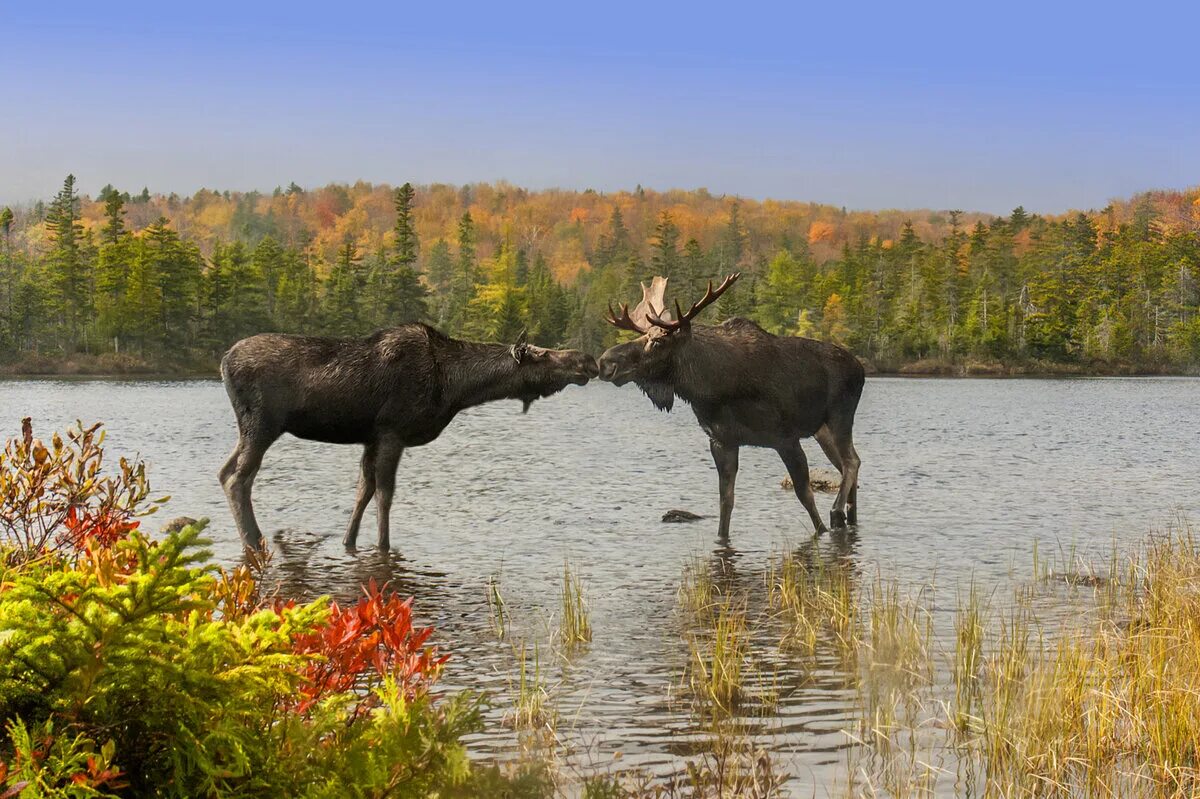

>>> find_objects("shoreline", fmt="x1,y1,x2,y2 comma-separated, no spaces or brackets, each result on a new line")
1,353,1195,381
2,368,1196,382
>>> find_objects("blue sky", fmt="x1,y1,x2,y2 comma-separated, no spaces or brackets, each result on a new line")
2,1,1197,213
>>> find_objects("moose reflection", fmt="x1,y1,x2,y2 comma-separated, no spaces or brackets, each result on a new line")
598,274,864,536
220,324,598,549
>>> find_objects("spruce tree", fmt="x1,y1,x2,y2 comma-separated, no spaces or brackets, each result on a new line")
651,211,681,279
44,175,93,350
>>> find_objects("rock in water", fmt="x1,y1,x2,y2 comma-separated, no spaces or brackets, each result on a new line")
662,509,705,523
161,516,199,533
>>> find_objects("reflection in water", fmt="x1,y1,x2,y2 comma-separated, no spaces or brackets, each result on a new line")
1,376,1197,793
264,527,449,605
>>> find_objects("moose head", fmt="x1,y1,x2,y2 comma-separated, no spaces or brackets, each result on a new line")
597,273,740,410
507,329,599,412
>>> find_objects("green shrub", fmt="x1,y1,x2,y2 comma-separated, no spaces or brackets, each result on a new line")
0,421,542,798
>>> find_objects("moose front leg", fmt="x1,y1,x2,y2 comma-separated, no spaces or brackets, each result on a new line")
709,440,739,539
372,439,405,549
343,442,378,548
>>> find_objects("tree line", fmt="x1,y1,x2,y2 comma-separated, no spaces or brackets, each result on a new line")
0,176,1197,371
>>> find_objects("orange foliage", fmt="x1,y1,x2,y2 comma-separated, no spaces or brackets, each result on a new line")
808,220,836,244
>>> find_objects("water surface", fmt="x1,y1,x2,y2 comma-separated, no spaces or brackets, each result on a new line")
2,377,1196,793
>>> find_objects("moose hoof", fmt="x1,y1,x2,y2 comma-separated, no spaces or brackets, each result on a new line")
830,509,847,529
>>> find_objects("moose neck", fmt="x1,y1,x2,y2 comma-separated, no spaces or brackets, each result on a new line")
442,340,527,412
668,328,747,406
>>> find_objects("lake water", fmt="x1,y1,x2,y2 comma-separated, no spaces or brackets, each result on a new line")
2,376,1197,793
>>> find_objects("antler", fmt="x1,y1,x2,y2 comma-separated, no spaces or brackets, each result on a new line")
605,276,670,334
605,302,648,334
645,273,741,330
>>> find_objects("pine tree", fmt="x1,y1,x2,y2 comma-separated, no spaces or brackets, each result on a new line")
446,212,477,332
392,183,419,268
596,205,632,267
44,175,93,350
95,192,134,352
325,238,367,336
650,211,681,280
719,201,747,273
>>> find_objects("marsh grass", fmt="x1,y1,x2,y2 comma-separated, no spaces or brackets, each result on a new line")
676,556,778,721
487,572,508,639
845,520,1200,798
558,561,592,649
508,640,557,732
767,549,858,663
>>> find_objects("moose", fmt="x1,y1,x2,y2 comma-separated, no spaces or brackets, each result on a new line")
220,324,598,549
598,274,864,537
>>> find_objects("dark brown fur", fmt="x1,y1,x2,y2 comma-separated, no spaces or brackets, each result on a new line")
599,316,864,536
220,324,597,548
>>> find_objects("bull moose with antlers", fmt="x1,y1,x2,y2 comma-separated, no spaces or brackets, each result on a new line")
598,274,864,536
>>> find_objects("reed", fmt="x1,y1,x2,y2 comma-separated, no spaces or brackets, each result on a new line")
847,520,1200,798
559,560,592,648
486,572,508,639
685,596,751,718
509,640,556,731
768,549,858,662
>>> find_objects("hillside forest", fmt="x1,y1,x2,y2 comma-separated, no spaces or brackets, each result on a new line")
1,176,1198,374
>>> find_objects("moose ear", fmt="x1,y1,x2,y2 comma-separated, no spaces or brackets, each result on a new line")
515,328,528,346
510,329,529,363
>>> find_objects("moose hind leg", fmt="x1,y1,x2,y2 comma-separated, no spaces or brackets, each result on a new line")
372,440,404,550
826,425,860,529
343,443,378,548
222,432,275,549
815,425,856,525
779,444,828,534
709,440,739,539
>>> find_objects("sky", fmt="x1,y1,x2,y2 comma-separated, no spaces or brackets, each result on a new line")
2,1,1198,214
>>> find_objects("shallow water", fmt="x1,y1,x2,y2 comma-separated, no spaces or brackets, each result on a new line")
2,376,1197,793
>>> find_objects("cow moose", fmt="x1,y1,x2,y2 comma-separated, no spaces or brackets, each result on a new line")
220,325,598,549
598,274,864,537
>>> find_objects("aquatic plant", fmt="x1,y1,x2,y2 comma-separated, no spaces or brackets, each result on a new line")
509,641,556,732
558,560,592,648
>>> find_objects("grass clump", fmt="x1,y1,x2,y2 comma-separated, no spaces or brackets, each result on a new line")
559,560,593,648
768,549,858,661
508,641,557,733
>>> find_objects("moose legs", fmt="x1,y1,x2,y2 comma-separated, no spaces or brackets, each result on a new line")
778,444,829,534
220,430,278,549
342,439,404,550
709,440,739,539
342,443,377,548
372,441,404,550
815,422,860,528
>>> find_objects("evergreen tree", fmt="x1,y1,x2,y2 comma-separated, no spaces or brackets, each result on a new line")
44,175,93,350
446,212,477,332
650,211,681,279
391,183,419,268
95,192,134,351
325,238,367,336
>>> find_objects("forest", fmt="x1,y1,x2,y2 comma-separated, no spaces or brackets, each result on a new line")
1,176,1198,374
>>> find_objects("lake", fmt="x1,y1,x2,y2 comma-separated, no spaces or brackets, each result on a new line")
2,376,1197,793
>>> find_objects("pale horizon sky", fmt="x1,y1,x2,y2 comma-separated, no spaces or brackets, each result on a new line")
3,1,1198,215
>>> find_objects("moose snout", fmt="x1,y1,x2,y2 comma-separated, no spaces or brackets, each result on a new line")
597,352,632,384
562,351,599,384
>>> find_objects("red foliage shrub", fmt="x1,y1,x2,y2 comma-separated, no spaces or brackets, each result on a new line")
291,578,448,714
